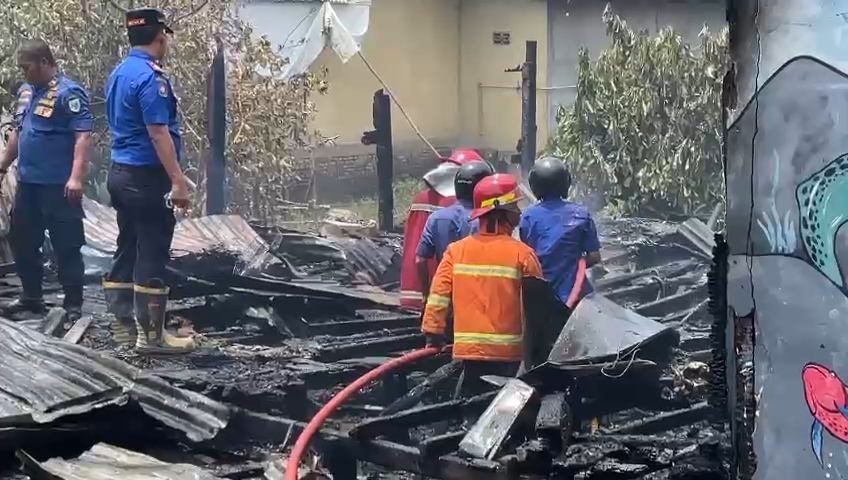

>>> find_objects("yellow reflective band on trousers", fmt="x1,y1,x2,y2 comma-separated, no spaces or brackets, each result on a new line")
134,284,169,295
401,290,424,301
426,293,450,308
409,203,441,213
453,264,520,279
103,281,133,289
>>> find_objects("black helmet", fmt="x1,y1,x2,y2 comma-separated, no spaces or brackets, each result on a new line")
455,160,495,202
529,156,572,200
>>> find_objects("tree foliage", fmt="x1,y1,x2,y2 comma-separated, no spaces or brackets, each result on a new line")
0,0,328,220
548,4,727,217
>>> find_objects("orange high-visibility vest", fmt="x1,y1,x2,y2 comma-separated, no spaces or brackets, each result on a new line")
421,223,543,362
399,188,456,311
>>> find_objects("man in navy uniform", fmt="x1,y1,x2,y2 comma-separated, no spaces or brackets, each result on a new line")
104,7,194,353
0,39,91,321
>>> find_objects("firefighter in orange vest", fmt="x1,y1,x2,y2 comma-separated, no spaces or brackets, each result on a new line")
399,148,484,311
421,173,543,398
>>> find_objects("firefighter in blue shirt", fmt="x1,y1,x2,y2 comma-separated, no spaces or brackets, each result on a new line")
415,160,494,301
0,39,92,321
103,8,194,354
520,156,602,306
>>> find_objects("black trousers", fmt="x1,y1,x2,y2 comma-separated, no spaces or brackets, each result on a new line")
11,182,85,306
106,163,175,286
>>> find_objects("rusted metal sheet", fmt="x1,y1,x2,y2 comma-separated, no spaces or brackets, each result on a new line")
0,318,229,442
19,444,224,480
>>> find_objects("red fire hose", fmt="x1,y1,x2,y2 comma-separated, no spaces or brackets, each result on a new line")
286,259,590,479
566,257,588,309
285,346,446,480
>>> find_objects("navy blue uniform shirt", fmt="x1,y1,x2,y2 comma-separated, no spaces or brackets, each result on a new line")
519,198,601,304
14,75,93,184
106,49,181,166
416,200,479,262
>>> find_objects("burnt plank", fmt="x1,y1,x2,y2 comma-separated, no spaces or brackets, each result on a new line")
601,401,710,435
316,333,424,362
382,360,463,415
350,392,497,439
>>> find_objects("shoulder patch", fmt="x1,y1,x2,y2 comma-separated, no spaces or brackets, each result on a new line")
157,78,170,97
67,97,81,113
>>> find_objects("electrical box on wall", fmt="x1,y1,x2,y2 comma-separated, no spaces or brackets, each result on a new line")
493,32,511,45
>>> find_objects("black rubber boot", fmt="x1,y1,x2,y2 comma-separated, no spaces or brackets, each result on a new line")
102,277,136,349
2,297,47,316
134,279,195,354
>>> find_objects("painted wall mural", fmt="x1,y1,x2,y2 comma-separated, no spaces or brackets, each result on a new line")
727,0,848,478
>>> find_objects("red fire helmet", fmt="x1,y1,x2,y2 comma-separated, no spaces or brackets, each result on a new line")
442,148,483,166
469,173,522,220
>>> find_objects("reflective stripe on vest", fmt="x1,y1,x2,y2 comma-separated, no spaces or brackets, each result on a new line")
426,293,450,308
409,203,441,213
453,332,522,346
453,264,520,280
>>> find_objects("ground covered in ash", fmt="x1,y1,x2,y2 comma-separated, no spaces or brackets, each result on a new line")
0,216,730,480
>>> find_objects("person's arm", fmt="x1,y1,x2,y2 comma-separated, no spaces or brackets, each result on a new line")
65,88,94,184
521,249,544,279
421,246,455,339
583,214,602,267
518,212,532,245
1,89,25,172
0,131,19,172
415,217,438,299
138,75,185,184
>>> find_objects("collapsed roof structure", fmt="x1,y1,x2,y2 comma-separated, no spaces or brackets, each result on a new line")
0,195,725,480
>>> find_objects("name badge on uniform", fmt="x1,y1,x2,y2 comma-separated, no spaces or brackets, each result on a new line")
34,106,54,118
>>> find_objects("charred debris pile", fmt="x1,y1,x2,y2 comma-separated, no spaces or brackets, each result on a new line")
0,207,726,480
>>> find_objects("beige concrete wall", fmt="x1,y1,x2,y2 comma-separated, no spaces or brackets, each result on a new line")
458,0,549,151
309,0,548,153
310,0,461,147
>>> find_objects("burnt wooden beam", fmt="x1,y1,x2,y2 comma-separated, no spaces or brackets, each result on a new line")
309,315,419,336
572,434,699,450
215,409,511,480
316,333,425,362
382,360,462,415
601,401,710,435
350,392,497,439
418,431,466,457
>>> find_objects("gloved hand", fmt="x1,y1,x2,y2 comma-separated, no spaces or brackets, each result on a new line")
425,333,446,349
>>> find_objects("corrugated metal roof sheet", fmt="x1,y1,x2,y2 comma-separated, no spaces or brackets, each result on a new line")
82,197,267,259
81,197,402,307
19,444,224,480
0,319,229,442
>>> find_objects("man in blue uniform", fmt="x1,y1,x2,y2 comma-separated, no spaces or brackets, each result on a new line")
415,160,494,301
104,8,194,353
520,156,602,306
0,39,92,320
